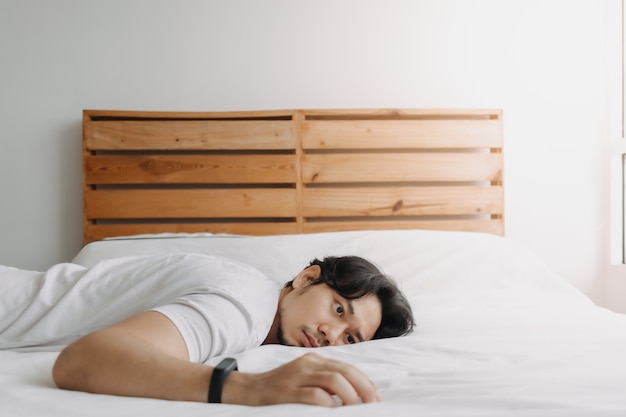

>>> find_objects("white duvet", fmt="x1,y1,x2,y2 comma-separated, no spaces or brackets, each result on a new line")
2,230,625,417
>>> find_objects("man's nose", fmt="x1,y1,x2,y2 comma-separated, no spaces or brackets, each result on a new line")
319,323,346,346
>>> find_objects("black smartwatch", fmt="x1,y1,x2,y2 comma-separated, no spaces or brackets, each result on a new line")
208,358,238,403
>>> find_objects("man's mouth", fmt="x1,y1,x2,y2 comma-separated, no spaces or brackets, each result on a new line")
302,330,320,348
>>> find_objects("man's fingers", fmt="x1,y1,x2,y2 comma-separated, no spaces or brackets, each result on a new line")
295,386,339,407
298,353,379,405
310,371,360,405
333,360,379,403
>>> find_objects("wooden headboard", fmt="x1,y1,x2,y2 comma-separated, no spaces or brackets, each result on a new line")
83,108,503,244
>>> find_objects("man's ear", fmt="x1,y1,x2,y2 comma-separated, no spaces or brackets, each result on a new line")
291,265,322,289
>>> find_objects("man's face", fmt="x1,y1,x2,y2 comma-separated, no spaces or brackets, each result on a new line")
276,266,382,347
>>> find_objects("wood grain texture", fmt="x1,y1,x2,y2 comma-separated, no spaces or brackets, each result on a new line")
83,109,504,243
85,155,296,184
301,186,503,217
302,153,502,183
84,189,297,218
302,219,504,235
302,119,502,149
84,223,299,243
86,120,296,150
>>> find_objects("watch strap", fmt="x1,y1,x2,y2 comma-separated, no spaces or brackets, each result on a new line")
208,358,238,403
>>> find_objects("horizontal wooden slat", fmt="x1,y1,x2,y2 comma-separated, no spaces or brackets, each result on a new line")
85,189,297,219
302,119,502,149
302,108,502,118
84,222,299,242
85,155,296,184
84,109,297,120
302,153,502,183
302,186,503,217
85,120,296,150
302,219,504,235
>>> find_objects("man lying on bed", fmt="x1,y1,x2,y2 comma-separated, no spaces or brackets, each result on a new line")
0,253,414,407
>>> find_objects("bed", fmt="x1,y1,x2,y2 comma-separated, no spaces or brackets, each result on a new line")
2,109,626,417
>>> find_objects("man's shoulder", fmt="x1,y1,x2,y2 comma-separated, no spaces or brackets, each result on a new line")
157,253,279,291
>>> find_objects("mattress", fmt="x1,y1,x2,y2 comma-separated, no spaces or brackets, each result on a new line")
2,230,625,416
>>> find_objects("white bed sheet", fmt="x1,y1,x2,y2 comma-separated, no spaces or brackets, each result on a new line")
2,230,626,417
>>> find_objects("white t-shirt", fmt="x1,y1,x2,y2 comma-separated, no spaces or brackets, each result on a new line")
0,253,280,363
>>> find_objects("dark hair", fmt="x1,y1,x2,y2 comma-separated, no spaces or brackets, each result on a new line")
286,255,415,340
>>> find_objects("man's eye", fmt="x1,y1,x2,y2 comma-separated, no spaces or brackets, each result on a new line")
335,303,344,315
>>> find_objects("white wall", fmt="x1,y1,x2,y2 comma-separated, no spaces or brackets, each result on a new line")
1,0,623,312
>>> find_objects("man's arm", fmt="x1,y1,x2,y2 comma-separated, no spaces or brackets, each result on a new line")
52,311,211,401
52,311,379,406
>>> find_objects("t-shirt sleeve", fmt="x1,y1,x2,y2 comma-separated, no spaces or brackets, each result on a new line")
153,292,263,363
150,255,280,363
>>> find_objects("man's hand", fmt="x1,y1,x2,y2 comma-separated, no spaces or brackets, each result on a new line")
223,352,380,407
